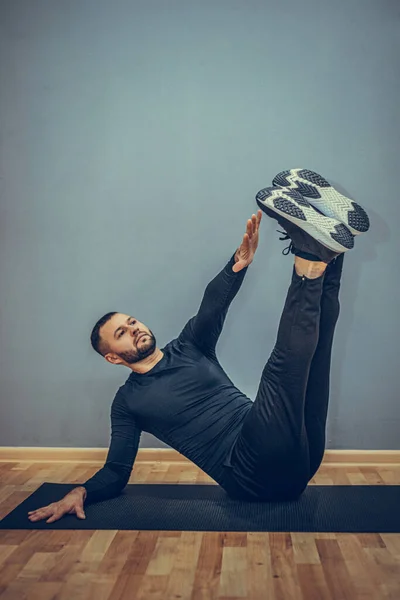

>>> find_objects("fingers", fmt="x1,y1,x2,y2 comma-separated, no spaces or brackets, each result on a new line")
247,211,262,235
28,501,84,523
28,507,53,522
254,210,262,229
28,502,59,522
28,507,62,523
46,512,62,524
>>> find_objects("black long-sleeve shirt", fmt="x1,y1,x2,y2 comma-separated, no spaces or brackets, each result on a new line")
82,252,254,504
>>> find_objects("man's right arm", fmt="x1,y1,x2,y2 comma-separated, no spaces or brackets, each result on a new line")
78,395,142,505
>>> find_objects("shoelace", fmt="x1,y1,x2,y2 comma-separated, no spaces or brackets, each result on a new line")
277,228,338,266
276,230,293,256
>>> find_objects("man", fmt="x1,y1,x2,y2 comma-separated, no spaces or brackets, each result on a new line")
28,168,370,523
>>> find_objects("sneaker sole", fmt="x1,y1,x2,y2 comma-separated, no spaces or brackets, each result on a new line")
272,169,370,235
255,187,354,252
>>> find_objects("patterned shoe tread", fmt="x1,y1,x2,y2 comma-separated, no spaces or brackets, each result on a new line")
283,189,311,207
331,223,354,249
273,198,307,221
298,169,331,187
272,173,322,199
273,171,292,187
256,188,274,201
292,181,322,199
348,203,370,232
273,169,370,234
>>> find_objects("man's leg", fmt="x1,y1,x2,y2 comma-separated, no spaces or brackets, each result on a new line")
303,252,344,479
228,257,327,501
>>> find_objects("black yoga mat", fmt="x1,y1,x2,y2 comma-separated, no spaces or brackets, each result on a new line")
1,483,400,533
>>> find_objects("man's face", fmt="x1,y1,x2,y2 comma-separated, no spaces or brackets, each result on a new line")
102,313,157,366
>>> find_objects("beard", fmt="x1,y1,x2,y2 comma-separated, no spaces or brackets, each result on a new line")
116,330,157,365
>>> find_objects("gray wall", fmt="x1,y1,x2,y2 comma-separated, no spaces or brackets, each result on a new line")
1,0,399,452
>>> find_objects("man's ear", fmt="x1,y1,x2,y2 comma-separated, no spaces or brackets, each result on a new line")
105,354,119,365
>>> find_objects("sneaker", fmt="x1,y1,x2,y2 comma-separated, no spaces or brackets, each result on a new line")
272,168,370,235
255,186,354,263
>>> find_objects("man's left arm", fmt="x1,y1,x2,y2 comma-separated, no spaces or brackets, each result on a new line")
177,211,262,358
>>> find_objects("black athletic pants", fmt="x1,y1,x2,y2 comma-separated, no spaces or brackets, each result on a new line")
222,253,344,501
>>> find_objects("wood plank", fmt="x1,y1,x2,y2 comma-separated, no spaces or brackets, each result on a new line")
0,460,399,599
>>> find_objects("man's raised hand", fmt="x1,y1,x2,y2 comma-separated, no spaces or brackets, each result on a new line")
232,210,262,273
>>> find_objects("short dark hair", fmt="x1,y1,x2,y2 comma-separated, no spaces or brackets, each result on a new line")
90,311,118,357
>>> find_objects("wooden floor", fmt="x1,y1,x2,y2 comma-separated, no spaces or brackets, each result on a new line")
0,460,399,600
